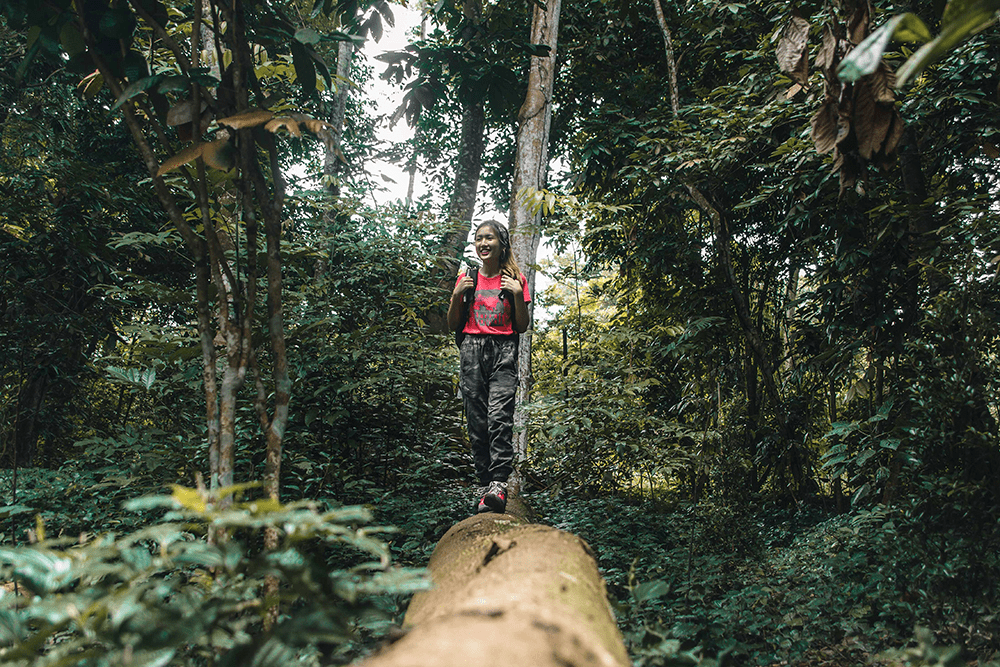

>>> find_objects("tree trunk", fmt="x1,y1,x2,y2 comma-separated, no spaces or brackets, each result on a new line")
324,41,355,199
12,369,48,467
508,0,561,490
360,504,628,667
426,0,486,334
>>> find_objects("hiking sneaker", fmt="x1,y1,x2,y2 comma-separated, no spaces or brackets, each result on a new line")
475,485,490,514
478,480,507,514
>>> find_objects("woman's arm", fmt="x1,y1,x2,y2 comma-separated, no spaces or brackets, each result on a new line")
447,274,474,332
501,273,530,333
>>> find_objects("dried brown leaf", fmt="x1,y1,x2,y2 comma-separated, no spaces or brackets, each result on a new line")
201,137,235,172
836,92,854,151
157,143,205,176
868,63,896,104
839,154,861,194
848,0,871,45
218,109,274,129
166,99,209,127
811,100,839,154
777,15,811,84
984,142,1000,159
264,117,302,137
880,111,906,161
815,24,838,73
855,84,893,160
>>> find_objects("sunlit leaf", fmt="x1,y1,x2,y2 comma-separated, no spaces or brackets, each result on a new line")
837,14,931,82
896,0,1000,87
156,143,205,176
218,109,274,129
294,27,321,45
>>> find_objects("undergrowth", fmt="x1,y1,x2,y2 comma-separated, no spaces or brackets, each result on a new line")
527,480,1000,667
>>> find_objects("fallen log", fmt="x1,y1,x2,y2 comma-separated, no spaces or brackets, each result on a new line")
360,499,629,667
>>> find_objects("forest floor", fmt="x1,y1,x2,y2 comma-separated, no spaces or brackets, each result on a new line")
374,483,1000,667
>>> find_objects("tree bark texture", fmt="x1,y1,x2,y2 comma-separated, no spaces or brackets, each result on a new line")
426,0,486,333
74,0,292,504
508,0,561,488
651,0,680,117
324,41,355,198
360,506,628,667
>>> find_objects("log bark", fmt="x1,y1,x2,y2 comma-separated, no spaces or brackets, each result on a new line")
360,503,628,667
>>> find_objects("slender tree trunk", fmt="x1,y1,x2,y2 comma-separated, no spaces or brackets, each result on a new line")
508,0,561,492
324,41,355,198
782,261,798,373
13,370,47,467
651,0,680,117
405,3,430,206
427,0,486,333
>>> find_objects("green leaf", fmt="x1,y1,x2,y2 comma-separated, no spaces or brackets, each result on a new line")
111,75,165,111
98,6,137,40
896,0,1000,86
290,41,317,98
58,23,85,57
294,27,321,45
837,14,931,82
633,579,670,604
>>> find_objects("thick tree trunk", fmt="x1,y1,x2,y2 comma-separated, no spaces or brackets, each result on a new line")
509,0,561,488
360,504,628,667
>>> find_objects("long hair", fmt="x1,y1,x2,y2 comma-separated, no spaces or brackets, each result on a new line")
475,220,521,280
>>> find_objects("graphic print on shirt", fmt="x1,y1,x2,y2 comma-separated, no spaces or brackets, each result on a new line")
471,288,508,328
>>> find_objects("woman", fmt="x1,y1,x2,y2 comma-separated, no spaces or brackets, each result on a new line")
447,220,530,514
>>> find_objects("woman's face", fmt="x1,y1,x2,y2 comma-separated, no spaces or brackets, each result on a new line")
475,226,502,264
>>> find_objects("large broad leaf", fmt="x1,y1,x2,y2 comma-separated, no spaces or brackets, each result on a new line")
896,0,1000,86
290,40,317,98
98,6,137,40
156,143,207,176
307,45,333,90
166,98,208,127
811,100,839,154
294,27,321,45
218,109,275,129
837,13,931,82
776,15,811,85
58,23,85,56
111,74,165,111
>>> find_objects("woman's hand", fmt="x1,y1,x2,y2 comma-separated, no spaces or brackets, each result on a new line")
500,273,523,298
452,274,474,300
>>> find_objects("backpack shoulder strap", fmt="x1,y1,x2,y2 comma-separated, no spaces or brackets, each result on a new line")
455,267,479,348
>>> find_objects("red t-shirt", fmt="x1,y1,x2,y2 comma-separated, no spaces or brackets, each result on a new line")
457,271,531,336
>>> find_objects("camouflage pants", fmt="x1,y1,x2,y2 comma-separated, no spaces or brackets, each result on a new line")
459,334,518,484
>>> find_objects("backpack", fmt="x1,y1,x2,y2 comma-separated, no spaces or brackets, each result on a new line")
455,266,478,349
